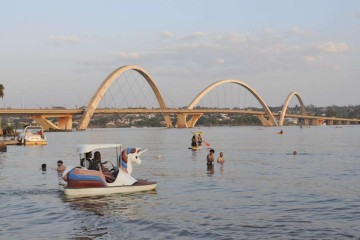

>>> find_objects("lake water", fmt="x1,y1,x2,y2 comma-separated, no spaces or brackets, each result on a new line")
1,126,359,239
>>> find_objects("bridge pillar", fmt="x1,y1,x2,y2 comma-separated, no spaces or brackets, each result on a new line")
176,113,188,128
300,118,309,126
187,113,204,128
175,113,204,128
30,115,59,131
312,119,323,126
257,115,275,126
163,114,173,128
58,115,73,130
30,115,73,131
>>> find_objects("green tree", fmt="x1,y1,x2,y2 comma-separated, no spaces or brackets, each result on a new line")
325,107,338,117
0,84,4,98
0,84,3,128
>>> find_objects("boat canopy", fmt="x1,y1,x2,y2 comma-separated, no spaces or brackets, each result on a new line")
77,144,122,154
24,125,43,131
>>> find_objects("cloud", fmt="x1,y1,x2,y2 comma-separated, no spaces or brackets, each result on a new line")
333,64,341,70
290,27,311,36
49,35,81,43
216,58,225,65
142,30,304,73
159,31,175,40
182,32,211,41
219,33,250,44
111,29,349,80
303,55,324,65
316,42,350,53
118,52,140,59
303,55,316,63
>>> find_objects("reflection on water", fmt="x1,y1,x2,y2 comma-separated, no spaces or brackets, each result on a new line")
62,191,158,218
1,126,360,239
64,195,113,216
218,162,224,173
206,164,214,176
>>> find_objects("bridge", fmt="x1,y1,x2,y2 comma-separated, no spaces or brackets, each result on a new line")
1,65,359,130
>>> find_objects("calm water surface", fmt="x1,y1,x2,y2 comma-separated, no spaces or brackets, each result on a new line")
1,126,360,239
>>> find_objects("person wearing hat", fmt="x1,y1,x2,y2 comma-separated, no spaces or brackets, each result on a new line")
57,160,66,173
207,149,215,165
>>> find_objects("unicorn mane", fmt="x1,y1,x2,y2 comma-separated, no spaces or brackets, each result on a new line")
120,147,146,175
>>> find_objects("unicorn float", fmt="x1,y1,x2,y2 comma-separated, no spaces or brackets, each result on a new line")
61,144,157,196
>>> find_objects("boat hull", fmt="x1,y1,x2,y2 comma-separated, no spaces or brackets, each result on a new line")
23,140,47,145
64,181,157,196
190,146,202,150
62,167,157,196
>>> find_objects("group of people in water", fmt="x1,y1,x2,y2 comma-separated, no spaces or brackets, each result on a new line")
206,149,224,165
54,133,227,177
191,134,203,147
41,161,66,173
191,133,225,166
53,141,299,179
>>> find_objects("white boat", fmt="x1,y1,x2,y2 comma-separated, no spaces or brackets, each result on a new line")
18,125,47,145
61,144,157,196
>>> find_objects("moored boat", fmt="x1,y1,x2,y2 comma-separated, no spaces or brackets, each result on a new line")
18,125,47,145
61,144,157,196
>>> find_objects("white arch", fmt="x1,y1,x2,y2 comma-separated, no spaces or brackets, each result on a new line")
279,91,307,126
77,65,172,130
187,79,278,126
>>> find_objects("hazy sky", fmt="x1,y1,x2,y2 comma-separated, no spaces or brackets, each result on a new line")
1,0,360,109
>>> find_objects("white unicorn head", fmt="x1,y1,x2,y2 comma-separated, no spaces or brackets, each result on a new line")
121,147,148,175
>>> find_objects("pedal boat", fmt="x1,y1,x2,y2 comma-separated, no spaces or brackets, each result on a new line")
62,144,157,196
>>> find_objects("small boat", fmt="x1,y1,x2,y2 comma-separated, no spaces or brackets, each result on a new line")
190,131,210,150
18,125,47,145
190,145,202,151
61,144,157,196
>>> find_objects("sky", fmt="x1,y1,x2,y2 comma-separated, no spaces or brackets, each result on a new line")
1,0,360,109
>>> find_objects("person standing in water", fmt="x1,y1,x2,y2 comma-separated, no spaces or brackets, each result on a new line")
207,149,215,165
217,152,224,163
57,160,66,173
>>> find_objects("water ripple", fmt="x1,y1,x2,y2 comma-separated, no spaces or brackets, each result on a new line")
1,127,360,239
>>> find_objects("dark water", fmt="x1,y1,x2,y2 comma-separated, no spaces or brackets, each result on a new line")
1,126,360,239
